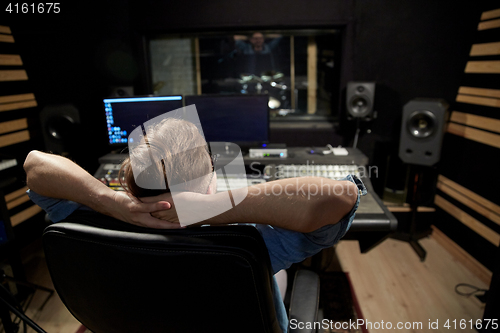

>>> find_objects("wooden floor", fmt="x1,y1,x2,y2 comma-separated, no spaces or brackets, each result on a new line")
10,235,487,333
13,240,82,333
336,238,487,333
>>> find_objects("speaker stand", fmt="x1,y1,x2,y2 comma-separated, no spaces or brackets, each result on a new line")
352,118,361,148
390,164,432,261
391,222,431,262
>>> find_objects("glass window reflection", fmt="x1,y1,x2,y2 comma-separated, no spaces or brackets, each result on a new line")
149,30,341,120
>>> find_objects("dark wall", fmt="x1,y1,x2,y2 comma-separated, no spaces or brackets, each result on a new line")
3,2,138,171
2,0,488,173
129,0,352,31
351,1,478,152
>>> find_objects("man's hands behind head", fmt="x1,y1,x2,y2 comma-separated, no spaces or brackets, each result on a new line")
111,191,181,229
140,192,180,224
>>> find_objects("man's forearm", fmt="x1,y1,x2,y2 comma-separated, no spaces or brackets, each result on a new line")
24,151,179,229
194,177,358,233
24,150,116,215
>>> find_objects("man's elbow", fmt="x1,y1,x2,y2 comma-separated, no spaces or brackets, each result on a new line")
24,150,42,184
343,181,358,214
305,181,358,233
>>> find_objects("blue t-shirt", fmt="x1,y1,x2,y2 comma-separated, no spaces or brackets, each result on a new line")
28,174,366,333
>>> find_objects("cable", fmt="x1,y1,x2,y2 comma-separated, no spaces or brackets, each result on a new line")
0,296,46,333
454,283,487,297
16,292,35,333
0,284,46,333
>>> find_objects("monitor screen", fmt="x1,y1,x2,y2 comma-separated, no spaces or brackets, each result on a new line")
104,95,183,145
184,94,269,145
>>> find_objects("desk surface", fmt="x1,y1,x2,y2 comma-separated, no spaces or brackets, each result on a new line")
242,147,369,166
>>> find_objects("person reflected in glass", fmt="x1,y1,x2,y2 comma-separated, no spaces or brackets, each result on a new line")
232,32,282,76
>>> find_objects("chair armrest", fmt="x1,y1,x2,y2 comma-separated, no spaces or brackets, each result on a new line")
288,269,320,333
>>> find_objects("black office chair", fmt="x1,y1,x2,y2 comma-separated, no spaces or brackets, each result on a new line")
42,211,320,333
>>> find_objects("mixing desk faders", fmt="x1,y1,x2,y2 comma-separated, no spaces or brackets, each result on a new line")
94,154,127,191
96,163,123,191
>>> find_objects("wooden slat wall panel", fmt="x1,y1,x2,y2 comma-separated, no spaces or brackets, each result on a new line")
307,36,317,114
435,207,499,270
450,112,500,133
0,93,35,104
438,6,500,272
194,38,201,95
0,25,11,34
0,54,23,66
0,118,28,135
10,205,42,227
455,94,500,107
0,70,28,81
437,181,500,226
478,19,500,31
0,130,30,148
0,25,44,232
387,206,435,213
447,123,500,148
0,100,37,112
4,186,29,202
435,195,500,246
481,8,500,21
6,194,30,210
431,225,493,285
470,42,500,56
464,60,500,73
0,35,14,43
458,86,500,98
438,175,500,216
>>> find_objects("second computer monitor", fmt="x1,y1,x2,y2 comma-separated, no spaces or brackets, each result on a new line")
185,94,269,146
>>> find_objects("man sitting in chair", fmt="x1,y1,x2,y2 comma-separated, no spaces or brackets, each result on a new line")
24,117,366,332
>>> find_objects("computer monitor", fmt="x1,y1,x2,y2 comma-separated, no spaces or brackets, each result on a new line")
184,94,269,146
103,95,183,145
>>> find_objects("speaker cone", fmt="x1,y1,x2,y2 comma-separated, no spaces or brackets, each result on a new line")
46,115,75,140
407,110,436,138
349,96,369,116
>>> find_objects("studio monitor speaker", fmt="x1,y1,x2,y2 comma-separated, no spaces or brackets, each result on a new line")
40,104,81,154
346,82,375,118
398,99,449,166
108,86,134,97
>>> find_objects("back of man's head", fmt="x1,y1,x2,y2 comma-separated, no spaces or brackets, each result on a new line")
119,118,212,197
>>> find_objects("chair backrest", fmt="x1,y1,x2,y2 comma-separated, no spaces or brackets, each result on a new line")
43,211,282,333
